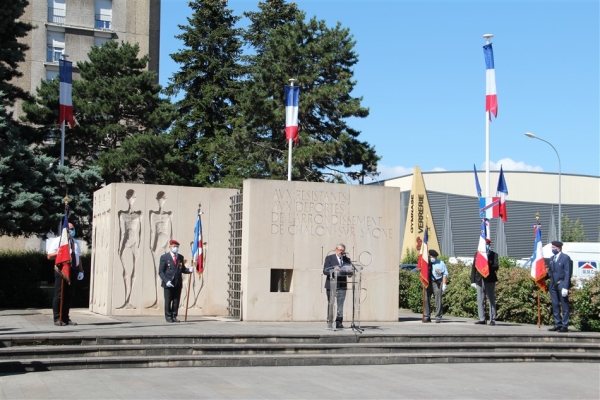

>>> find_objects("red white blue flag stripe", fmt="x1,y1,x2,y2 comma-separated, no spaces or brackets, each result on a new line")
192,211,204,274
417,226,429,288
483,43,498,120
475,219,490,278
55,206,72,283
479,197,500,219
284,85,300,144
59,59,74,128
496,166,508,222
531,224,547,291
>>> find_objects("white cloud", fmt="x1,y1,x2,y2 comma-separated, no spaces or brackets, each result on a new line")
485,158,544,172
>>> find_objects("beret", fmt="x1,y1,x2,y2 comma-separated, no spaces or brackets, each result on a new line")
169,239,180,246
485,238,492,244
429,249,439,257
551,240,563,248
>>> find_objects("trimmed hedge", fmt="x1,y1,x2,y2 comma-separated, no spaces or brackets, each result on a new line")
399,261,600,332
0,251,91,309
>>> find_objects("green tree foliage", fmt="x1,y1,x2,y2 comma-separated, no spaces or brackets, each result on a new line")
164,0,245,187
401,247,419,264
0,1,32,104
22,41,177,184
239,0,379,184
571,273,600,332
561,214,585,242
0,95,101,239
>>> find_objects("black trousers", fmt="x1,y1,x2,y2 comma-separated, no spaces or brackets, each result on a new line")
52,269,76,323
164,287,182,319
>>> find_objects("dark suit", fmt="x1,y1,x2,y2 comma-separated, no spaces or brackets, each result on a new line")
471,250,499,322
158,252,192,321
548,252,572,328
323,253,350,324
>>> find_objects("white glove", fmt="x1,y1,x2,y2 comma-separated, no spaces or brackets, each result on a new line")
188,267,194,273
442,284,447,292
471,283,476,288
166,281,174,288
561,288,568,297
77,272,84,281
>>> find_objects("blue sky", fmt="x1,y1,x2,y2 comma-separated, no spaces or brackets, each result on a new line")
159,0,599,181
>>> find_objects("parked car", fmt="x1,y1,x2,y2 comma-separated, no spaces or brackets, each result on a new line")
400,264,419,273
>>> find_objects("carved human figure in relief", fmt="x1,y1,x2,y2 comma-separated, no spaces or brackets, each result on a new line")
147,191,172,308
117,189,142,309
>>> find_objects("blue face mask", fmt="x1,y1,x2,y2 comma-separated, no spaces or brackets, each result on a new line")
69,229,76,238
485,245,490,251
172,247,179,254
551,248,559,255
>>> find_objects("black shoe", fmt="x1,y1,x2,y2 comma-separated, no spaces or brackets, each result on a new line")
166,318,173,323
172,318,181,323
336,323,344,329
64,320,77,326
489,321,496,326
474,320,486,325
422,318,431,323
558,327,568,333
548,326,560,331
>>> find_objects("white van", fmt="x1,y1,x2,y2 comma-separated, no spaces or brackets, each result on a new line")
542,242,600,288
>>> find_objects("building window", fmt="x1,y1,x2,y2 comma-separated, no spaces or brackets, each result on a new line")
47,0,66,24
94,35,111,48
46,32,65,63
95,0,112,29
46,69,59,82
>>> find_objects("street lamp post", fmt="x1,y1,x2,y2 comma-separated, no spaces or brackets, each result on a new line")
525,132,561,240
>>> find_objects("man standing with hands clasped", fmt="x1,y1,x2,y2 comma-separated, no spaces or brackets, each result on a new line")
547,241,572,332
159,239,193,323
423,249,448,323
471,238,499,326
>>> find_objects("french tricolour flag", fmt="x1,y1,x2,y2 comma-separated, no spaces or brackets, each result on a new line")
479,197,500,219
475,219,490,278
284,85,300,144
59,59,74,129
531,224,547,291
54,207,72,284
192,211,204,274
496,166,508,222
483,43,498,120
417,226,429,288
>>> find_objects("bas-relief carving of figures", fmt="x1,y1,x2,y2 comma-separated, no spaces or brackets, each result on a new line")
117,189,142,309
146,191,172,309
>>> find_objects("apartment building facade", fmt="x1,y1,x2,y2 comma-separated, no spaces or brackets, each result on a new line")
14,0,160,118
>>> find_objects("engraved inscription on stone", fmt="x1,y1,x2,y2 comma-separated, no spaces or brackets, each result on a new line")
270,188,393,239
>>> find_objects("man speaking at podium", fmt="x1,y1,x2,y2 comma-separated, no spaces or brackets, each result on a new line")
323,243,351,328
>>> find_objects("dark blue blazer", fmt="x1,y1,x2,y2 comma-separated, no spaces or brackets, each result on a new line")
323,253,350,290
158,252,191,289
548,252,572,291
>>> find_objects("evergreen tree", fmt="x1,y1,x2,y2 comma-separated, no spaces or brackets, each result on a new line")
22,41,177,184
0,0,32,105
164,0,245,187
0,93,101,238
238,0,380,183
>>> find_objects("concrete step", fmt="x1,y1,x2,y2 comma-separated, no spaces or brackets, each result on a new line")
1,341,599,360
1,351,598,372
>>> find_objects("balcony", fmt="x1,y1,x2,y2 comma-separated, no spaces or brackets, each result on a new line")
95,13,112,30
48,7,65,25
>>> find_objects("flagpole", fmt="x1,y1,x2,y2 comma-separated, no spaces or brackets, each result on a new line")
59,54,69,167
287,79,295,181
535,212,541,329
185,203,201,322
58,193,69,326
483,34,493,197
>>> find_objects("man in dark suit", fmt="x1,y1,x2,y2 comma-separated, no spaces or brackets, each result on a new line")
547,241,572,332
323,243,350,329
158,239,193,323
471,238,499,326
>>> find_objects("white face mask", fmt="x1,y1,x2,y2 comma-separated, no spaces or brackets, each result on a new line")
430,257,436,263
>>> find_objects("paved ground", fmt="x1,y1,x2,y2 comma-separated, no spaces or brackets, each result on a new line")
0,309,599,400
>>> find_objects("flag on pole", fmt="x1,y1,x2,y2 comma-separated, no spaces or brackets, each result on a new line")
479,197,500,219
531,224,547,291
473,164,482,198
474,219,490,278
483,43,498,120
59,59,75,129
417,226,429,288
496,166,508,222
54,207,72,284
284,85,300,144
192,211,204,274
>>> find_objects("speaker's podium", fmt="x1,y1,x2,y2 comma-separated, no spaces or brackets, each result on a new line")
327,262,364,332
